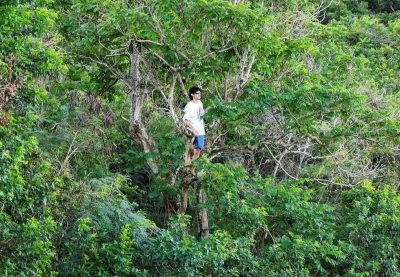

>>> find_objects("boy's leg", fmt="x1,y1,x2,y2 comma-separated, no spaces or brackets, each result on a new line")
190,136,205,176
191,136,204,161
192,148,202,161
184,137,195,166
190,149,201,176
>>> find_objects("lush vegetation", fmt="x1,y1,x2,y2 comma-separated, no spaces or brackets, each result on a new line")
1,0,399,276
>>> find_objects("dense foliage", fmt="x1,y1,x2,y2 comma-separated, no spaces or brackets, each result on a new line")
1,0,399,276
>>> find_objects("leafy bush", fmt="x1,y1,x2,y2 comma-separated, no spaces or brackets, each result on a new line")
0,120,58,276
337,183,400,275
56,176,154,276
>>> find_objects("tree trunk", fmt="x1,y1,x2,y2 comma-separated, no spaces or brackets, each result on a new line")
129,91,159,174
178,172,191,214
196,186,209,238
128,44,159,174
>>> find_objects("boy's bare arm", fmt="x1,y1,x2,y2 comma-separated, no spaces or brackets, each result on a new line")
184,119,199,136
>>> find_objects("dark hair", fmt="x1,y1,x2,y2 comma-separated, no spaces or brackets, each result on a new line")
188,86,202,100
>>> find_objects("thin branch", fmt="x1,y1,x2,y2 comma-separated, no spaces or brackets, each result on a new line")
265,144,297,180
58,132,79,175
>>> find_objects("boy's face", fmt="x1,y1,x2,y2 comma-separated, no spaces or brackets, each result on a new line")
192,91,201,100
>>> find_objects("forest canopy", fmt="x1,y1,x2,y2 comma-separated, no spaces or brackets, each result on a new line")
1,0,399,276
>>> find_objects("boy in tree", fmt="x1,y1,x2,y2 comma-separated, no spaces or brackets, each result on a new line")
183,86,206,169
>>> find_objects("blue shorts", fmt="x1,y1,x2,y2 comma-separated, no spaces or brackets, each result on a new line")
193,135,205,149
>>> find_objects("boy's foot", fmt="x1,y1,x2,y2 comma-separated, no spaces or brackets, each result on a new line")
190,165,197,177
184,154,191,166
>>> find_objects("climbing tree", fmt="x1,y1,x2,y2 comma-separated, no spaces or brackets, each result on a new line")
58,0,287,232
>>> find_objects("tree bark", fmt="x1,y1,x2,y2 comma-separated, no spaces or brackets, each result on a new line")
178,171,191,214
128,44,159,174
196,186,209,238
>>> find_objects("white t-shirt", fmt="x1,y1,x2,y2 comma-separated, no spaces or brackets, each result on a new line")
183,100,205,135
